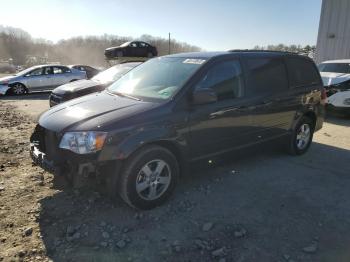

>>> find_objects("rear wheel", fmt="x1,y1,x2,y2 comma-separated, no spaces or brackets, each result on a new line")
117,145,179,210
288,116,314,155
8,83,27,95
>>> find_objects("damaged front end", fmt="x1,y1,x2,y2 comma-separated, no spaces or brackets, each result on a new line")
29,124,117,187
324,79,350,97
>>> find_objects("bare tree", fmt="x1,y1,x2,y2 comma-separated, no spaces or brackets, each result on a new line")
0,26,202,67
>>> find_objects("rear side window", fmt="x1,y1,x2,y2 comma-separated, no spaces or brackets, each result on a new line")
53,67,63,74
195,60,244,101
246,58,288,94
318,63,350,74
286,57,321,88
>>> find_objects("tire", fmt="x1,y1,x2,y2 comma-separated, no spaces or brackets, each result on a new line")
288,116,314,155
117,51,123,57
8,83,27,95
117,145,179,210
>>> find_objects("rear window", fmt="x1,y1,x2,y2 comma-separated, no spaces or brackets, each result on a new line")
246,58,288,94
286,57,321,88
318,63,350,74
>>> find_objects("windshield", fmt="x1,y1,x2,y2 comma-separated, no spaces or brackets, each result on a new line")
107,57,206,101
318,63,350,74
120,42,131,47
92,64,137,83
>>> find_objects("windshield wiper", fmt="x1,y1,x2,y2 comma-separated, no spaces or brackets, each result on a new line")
114,91,141,101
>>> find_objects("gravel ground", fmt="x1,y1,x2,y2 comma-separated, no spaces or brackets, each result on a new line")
0,95,350,262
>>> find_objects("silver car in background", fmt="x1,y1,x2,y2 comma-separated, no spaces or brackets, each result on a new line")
0,64,86,95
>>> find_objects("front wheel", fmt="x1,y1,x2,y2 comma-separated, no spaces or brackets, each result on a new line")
288,116,314,155
8,83,27,95
117,145,179,210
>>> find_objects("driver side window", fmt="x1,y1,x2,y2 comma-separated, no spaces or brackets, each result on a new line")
195,60,244,101
27,68,43,76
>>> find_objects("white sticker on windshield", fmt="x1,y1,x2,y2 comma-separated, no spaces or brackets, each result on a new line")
183,59,206,64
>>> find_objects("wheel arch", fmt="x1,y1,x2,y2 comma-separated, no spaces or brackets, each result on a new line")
112,139,188,177
147,140,187,176
7,82,28,94
303,111,317,129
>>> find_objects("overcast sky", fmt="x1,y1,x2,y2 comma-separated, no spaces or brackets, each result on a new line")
0,0,322,50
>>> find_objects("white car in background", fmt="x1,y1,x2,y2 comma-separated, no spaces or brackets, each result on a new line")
0,64,86,95
318,59,350,115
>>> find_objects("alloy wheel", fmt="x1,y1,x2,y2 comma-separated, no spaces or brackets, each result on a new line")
13,84,25,95
135,159,171,201
296,123,311,150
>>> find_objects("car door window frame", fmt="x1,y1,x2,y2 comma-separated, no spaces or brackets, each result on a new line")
43,66,53,75
25,67,44,77
192,58,245,104
243,56,289,96
285,56,322,89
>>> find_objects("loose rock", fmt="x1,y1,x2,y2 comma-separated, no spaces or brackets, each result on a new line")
18,250,26,257
116,239,126,248
234,227,247,238
66,225,76,236
212,247,226,257
23,227,33,237
202,222,214,232
100,241,108,248
102,232,110,239
302,241,318,253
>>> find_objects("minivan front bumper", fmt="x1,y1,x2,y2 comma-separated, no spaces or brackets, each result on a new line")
29,124,115,183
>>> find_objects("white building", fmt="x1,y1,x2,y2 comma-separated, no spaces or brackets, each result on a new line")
315,0,350,63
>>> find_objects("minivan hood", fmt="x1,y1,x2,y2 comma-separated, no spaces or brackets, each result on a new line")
52,79,103,95
39,91,157,133
320,72,350,86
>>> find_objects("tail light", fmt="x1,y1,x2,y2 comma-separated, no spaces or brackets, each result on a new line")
321,88,327,105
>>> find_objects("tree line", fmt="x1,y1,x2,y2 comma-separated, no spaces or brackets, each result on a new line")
253,44,316,59
0,25,202,67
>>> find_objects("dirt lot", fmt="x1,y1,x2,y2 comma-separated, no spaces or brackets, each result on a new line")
0,95,350,262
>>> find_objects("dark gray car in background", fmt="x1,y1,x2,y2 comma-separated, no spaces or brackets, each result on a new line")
49,62,141,106
105,41,158,59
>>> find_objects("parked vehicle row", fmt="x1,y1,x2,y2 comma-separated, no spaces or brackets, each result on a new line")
318,59,350,115
30,51,325,210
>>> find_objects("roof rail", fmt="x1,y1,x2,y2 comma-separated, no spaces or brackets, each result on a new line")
228,49,296,54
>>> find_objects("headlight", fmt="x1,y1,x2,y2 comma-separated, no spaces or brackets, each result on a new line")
344,98,350,105
59,131,107,154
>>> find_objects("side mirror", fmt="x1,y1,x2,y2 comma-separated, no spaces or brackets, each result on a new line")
192,88,217,105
